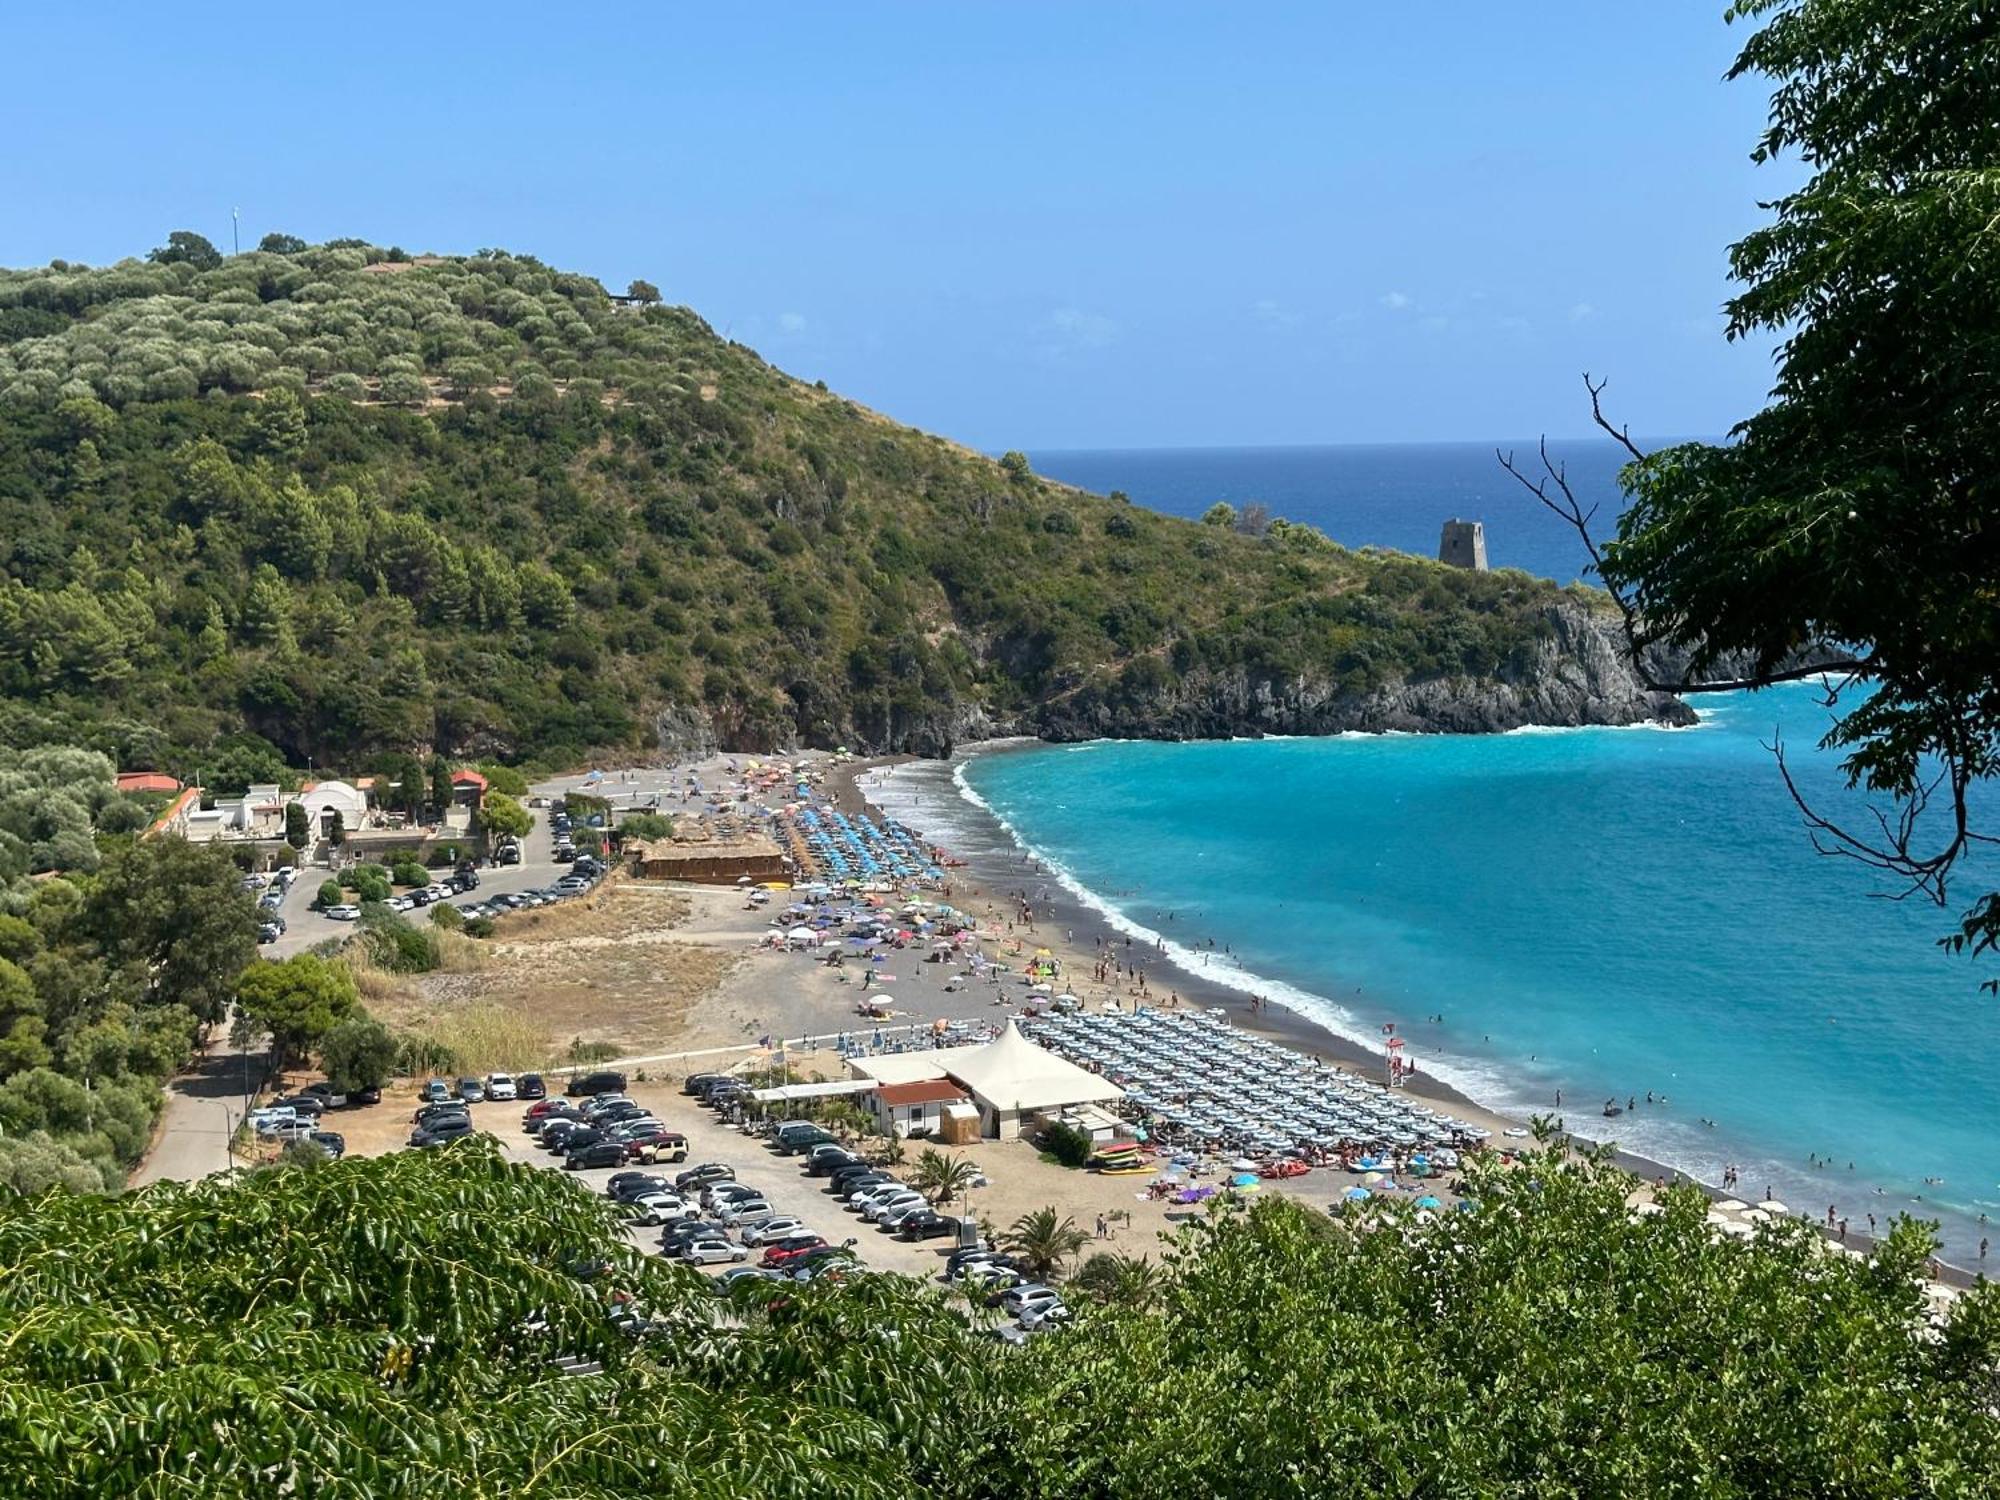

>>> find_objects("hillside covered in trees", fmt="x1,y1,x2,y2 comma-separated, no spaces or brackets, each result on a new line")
0,235,1676,774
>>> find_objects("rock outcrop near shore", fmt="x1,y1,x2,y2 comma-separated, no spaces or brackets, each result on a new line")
1028,598,1695,743
650,598,1692,759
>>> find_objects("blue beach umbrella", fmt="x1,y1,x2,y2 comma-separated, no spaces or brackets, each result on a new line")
1415,1195,1443,1209
1344,1187,1372,1202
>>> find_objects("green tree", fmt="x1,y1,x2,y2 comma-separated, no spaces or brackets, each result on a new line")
617,811,672,842
147,230,222,270
1002,1206,1089,1282
1516,0,2000,983
326,808,346,849
235,953,359,1066
428,758,454,821
318,1013,396,1094
284,801,310,850
475,762,529,797
998,450,1033,483
88,838,257,1025
626,278,661,305
910,1147,979,1207
315,879,343,909
257,233,308,255
478,792,531,842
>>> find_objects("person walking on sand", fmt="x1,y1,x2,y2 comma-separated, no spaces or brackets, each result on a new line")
1096,1213,1107,1240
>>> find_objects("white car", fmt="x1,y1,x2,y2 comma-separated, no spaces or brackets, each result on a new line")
739,1216,808,1247
486,1073,518,1101
703,1181,761,1212
848,1182,910,1212
1002,1283,1063,1318
628,1193,691,1225
388,895,415,912
714,1196,775,1225
863,1190,926,1223
1018,1299,1071,1332
324,904,361,922
423,884,452,903
681,1239,748,1266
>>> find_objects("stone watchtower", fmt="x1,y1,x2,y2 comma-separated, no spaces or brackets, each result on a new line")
1438,519,1488,571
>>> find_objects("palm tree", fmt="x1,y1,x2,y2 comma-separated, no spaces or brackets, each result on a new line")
1003,1206,1090,1282
910,1148,978,1207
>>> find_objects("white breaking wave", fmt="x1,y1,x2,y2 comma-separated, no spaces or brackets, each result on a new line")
939,756,1521,1106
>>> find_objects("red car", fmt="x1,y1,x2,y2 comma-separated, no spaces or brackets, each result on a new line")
760,1236,830,1268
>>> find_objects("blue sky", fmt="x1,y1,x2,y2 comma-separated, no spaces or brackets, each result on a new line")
2,4,1783,449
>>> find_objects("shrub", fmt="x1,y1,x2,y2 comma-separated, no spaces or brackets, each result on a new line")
428,902,463,931
316,880,342,909
464,917,496,939
1039,1121,1093,1168
390,860,428,888
357,909,440,974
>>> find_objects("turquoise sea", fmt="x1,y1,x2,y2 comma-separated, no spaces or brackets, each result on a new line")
946,687,2000,1264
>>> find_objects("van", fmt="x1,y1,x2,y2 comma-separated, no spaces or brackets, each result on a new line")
777,1123,836,1155
564,1070,628,1098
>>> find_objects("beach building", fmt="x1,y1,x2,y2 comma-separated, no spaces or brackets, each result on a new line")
628,828,789,886
846,1021,1124,1140
869,1078,971,1137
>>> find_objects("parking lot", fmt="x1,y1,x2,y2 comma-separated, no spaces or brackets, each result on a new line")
261,804,570,957
473,1082,963,1280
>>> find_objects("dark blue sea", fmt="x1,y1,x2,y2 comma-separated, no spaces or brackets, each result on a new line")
908,445,2000,1265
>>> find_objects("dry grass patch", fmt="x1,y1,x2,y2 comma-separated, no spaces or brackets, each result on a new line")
364,880,733,1068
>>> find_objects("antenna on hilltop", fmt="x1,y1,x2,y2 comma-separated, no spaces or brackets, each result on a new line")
231,208,240,256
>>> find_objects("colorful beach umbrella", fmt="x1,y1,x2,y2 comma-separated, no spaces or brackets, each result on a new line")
1344,1187,1372,1202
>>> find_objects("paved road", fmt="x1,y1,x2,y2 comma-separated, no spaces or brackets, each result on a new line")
136,811,568,1183
263,811,560,957
130,1020,263,1187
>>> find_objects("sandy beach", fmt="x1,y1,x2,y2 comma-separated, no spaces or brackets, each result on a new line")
324,743,1975,1294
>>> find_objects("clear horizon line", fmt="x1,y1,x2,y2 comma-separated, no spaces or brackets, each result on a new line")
1011,433,1717,455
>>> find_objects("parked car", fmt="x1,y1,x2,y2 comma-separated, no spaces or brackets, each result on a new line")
517,1073,546,1100
681,1239,748,1267
626,1132,689,1165
704,1181,764,1213
565,1071,627,1098
273,1094,326,1117
877,1197,933,1230
497,843,521,866
805,1144,861,1175
261,1118,317,1143
714,1196,775,1226
776,1125,837,1156
761,1236,832,1268
422,1079,453,1105
257,923,282,945
896,1210,959,1241
675,1163,735,1191
564,1140,628,1170
739,1216,809,1247
324,904,361,921
944,1248,1012,1280
410,1115,475,1148
308,1131,346,1159
457,1077,485,1103
485,1073,518,1101
1018,1300,1071,1332
606,1172,672,1200
627,1193,692,1225
1002,1283,1064,1319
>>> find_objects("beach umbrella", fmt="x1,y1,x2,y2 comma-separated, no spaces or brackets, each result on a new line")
1231,1172,1259,1187
1343,1187,1372,1202
1414,1195,1442,1209
1362,1171,1387,1186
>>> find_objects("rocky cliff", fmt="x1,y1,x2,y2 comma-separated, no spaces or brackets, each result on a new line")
651,598,1692,758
